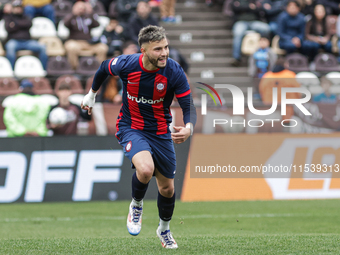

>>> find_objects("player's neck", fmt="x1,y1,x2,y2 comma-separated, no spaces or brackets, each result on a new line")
142,54,158,71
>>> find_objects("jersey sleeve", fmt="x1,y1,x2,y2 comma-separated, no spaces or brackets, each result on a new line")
91,56,126,91
173,65,191,98
171,64,197,126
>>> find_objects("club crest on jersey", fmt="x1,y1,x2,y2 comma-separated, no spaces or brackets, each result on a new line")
156,83,165,92
126,141,132,152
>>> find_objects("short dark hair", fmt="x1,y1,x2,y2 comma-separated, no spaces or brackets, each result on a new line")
287,0,300,8
138,25,166,48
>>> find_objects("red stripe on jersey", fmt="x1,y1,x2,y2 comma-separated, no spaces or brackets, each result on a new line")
127,72,144,130
153,74,168,135
108,58,114,75
176,89,191,98
115,104,123,140
139,54,159,73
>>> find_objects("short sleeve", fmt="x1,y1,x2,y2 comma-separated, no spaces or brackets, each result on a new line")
172,64,191,98
107,57,123,76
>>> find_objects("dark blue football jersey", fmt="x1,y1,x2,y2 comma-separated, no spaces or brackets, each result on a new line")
92,53,196,139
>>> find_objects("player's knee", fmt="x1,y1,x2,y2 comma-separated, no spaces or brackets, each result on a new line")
137,162,154,180
159,185,174,198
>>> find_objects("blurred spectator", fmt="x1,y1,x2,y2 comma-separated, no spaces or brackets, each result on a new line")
48,83,91,135
4,0,48,69
304,4,332,59
3,79,50,137
160,0,176,23
167,38,189,73
277,0,308,55
301,0,315,16
98,0,112,12
259,58,301,118
22,0,55,23
127,1,158,44
115,0,139,23
0,2,12,20
313,76,337,103
319,0,340,15
264,0,285,33
64,1,108,70
248,35,277,78
149,0,161,7
169,46,189,73
231,0,271,66
91,15,127,57
121,40,138,54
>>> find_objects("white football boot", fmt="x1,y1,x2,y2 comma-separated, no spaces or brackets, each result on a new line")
156,226,178,249
126,201,143,236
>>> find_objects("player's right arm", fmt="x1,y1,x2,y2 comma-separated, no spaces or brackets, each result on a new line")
81,57,123,115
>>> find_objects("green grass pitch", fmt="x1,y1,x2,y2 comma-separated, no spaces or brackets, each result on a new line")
0,200,339,254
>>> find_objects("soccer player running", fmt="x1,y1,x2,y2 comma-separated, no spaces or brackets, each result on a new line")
81,25,197,249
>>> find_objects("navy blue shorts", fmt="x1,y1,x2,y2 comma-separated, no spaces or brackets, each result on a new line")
116,128,176,179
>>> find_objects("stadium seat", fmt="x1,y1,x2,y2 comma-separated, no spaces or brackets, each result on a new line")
295,72,319,87
295,71,322,94
295,72,322,93
241,32,260,55
76,57,100,75
39,37,66,56
53,0,73,20
0,19,7,41
30,17,57,39
57,20,70,40
93,1,107,16
28,77,53,95
55,75,84,94
91,16,110,38
0,41,4,56
40,94,59,106
271,35,286,55
14,56,47,78
0,78,19,96
314,53,340,72
285,53,310,72
326,72,340,85
329,85,340,94
0,56,14,77
108,2,118,18
47,56,75,75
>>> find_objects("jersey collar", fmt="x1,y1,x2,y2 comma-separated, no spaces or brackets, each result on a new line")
139,54,160,73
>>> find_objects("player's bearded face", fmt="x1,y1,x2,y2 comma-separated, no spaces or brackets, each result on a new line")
145,52,168,69
145,39,169,69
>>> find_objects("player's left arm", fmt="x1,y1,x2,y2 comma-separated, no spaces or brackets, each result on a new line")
171,66,197,144
81,57,122,114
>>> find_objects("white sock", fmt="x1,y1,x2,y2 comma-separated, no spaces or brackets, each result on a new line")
159,218,170,232
131,198,143,208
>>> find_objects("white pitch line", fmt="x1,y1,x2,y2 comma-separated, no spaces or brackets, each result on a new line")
0,213,312,223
